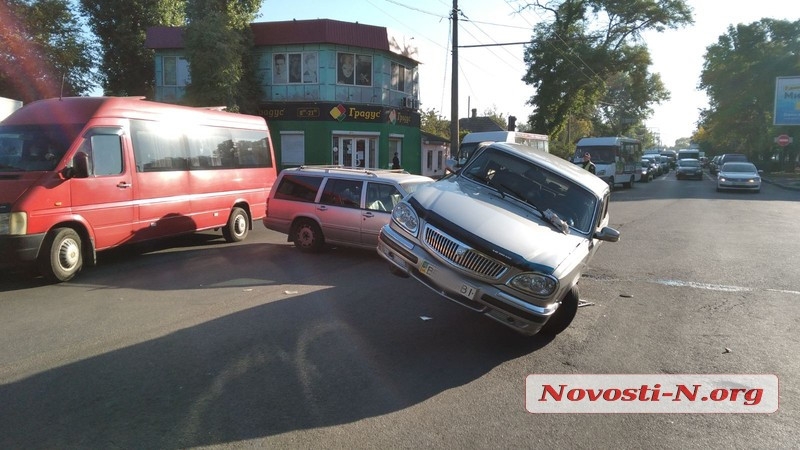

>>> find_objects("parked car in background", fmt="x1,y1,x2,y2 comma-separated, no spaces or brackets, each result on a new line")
676,158,704,180
642,154,662,176
638,159,654,182
717,162,761,193
263,166,433,251
709,155,722,175
718,153,748,167
377,141,620,337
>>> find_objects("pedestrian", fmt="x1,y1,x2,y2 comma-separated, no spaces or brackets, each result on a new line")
392,152,401,169
582,152,596,174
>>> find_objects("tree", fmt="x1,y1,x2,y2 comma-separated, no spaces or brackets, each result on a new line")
420,108,450,138
0,0,97,102
697,19,800,168
182,0,262,112
79,0,185,97
483,106,507,130
519,0,692,138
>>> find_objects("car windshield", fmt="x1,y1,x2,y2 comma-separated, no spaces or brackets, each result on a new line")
462,147,598,233
722,163,756,173
0,124,83,172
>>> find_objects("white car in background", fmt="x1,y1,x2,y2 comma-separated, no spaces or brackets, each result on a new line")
717,162,761,193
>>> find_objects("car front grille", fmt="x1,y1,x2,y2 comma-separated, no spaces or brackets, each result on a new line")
422,224,508,279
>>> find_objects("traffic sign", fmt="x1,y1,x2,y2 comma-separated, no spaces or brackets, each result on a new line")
776,134,792,147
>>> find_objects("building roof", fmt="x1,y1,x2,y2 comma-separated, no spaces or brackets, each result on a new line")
145,19,418,62
421,131,450,144
458,116,504,133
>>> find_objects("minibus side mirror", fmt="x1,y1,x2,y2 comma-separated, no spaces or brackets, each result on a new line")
71,151,90,178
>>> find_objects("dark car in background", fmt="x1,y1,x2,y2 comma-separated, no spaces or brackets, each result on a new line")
676,158,703,180
709,155,722,175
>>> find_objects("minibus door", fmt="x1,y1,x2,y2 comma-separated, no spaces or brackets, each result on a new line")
69,131,135,249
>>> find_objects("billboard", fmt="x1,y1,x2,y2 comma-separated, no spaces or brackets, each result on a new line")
774,76,800,126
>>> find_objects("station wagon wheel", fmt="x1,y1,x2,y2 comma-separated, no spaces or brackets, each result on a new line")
293,219,324,252
222,207,249,242
539,285,579,337
38,227,83,282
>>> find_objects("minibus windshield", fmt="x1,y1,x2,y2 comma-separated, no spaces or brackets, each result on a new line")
0,124,83,172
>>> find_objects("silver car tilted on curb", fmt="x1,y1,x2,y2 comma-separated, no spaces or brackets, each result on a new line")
377,142,620,336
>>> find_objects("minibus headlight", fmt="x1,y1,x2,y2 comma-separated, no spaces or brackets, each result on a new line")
391,202,419,235
0,212,27,235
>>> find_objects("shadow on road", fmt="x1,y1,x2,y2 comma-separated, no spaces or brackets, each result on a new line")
0,238,553,448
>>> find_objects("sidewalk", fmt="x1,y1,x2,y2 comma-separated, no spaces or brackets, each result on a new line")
762,175,800,191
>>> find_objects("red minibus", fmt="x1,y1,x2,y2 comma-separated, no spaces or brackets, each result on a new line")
0,96,277,282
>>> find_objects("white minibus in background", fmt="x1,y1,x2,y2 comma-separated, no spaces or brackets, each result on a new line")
573,136,642,189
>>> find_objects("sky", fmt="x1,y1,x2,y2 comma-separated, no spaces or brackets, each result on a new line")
259,0,795,147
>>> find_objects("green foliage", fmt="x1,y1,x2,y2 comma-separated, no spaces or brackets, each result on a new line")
520,0,691,138
697,18,800,168
420,108,451,139
79,0,185,97
182,0,262,111
0,0,97,102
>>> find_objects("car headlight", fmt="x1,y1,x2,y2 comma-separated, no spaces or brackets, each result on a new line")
508,273,558,297
718,177,726,182
391,202,419,235
0,212,27,235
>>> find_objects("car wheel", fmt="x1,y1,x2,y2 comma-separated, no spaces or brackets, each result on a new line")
539,285,579,337
293,219,324,252
38,227,83,282
222,207,249,242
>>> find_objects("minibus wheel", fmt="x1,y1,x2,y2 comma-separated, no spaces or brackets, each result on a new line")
222,207,249,242
38,227,83,282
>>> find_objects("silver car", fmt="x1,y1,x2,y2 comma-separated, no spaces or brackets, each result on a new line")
264,166,434,251
717,162,761,193
377,142,620,337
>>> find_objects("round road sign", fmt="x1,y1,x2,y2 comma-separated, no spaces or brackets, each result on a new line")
777,134,791,147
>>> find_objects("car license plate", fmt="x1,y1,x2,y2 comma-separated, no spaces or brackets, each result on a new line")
459,283,477,300
420,260,435,275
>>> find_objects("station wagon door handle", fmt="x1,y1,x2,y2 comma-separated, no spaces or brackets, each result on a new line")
117,181,132,188
363,212,375,218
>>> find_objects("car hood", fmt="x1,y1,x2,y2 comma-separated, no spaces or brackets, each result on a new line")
409,177,586,274
0,172,47,205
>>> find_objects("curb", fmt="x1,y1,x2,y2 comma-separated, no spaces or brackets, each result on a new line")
762,178,800,192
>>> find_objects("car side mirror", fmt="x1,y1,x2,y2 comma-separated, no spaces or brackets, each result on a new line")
595,226,620,242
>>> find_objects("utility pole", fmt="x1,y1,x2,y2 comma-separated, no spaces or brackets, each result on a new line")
449,0,459,153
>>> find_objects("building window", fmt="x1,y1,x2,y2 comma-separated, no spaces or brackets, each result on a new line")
391,62,412,93
163,56,189,87
338,52,372,86
280,132,305,166
274,52,318,85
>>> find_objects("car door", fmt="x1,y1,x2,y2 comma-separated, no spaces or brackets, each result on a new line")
362,181,402,246
69,128,135,249
317,178,364,245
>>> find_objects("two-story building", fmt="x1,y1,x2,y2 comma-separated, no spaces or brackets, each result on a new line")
145,19,439,174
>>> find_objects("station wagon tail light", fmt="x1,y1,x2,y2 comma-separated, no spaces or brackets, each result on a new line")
0,212,27,235
391,202,419,235
508,273,557,297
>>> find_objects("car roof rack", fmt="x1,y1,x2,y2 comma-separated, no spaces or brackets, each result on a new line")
296,165,410,176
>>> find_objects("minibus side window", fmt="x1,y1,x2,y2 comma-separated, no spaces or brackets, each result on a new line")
77,134,123,176
91,135,123,176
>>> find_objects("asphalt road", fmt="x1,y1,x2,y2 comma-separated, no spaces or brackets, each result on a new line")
1,170,798,449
